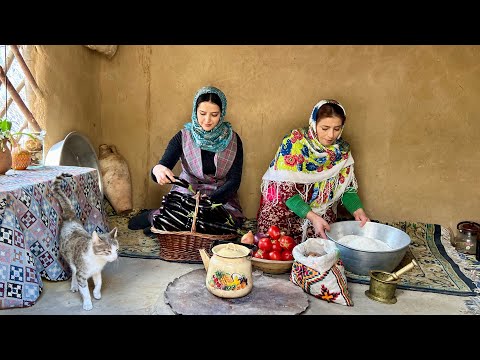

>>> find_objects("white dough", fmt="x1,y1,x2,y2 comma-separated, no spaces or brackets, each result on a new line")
337,234,392,252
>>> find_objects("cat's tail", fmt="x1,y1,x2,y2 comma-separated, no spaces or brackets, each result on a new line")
52,173,76,221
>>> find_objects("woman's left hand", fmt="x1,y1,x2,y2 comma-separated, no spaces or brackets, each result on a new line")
353,208,370,227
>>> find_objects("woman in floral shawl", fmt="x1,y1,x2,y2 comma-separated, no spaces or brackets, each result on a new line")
256,99,369,243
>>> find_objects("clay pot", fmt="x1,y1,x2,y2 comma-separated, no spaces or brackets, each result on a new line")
0,140,12,175
98,144,133,215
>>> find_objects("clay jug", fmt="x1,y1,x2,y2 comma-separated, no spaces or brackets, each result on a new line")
0,140,12,175
98,144,133,215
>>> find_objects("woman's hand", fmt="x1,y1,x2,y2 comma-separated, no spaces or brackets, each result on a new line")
306,211,331,239
353,208,370,227
152,164,176,186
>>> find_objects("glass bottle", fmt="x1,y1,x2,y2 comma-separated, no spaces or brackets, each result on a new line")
455,221,480,255
22,130,46,168
476,232,480,261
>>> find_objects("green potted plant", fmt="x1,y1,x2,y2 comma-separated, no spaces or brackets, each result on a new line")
0,118,37,172
1,117,13,143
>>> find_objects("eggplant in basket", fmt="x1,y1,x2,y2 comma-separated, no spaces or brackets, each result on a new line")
153,191,240,235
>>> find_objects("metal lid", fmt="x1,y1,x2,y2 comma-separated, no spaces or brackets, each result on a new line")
214,243,250,258
457,221,480,235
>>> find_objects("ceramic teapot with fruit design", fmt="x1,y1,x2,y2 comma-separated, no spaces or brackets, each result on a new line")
199,243,253,299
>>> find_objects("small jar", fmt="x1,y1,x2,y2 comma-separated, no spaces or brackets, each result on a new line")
455,221,480,255
21,130,46,168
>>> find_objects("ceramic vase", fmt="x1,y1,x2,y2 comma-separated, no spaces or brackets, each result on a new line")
0,140,12,175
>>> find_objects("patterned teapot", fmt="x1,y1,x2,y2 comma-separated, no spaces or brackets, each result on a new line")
199,243,253,299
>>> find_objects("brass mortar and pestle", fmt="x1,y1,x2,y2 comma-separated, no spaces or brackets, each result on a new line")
365,259,418,304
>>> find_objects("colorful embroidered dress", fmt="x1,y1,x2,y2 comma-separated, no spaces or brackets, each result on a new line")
256,99,359,243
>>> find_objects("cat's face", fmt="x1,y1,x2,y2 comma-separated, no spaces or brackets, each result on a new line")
92,228,119,262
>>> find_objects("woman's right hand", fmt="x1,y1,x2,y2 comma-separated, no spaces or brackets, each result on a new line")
306,211,331,239
353,208,370,227
152,164,176,186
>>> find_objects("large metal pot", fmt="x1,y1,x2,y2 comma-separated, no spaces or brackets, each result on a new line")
325,221,411,276
45,131,103,195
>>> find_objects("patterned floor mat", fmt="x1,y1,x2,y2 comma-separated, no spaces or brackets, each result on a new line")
344,222,480,297
108,208,162,259
106,201,480,299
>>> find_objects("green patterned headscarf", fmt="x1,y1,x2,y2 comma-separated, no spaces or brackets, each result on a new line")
184,86,233,152
261,99,357,214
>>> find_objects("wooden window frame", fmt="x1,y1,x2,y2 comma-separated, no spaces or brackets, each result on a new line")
0,45,42,133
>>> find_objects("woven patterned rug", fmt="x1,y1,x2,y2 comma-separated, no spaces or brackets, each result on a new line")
107,207,161,259
345,221,480,297
106,204,480,298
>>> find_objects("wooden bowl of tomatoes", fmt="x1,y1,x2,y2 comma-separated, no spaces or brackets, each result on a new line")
251,225,296,274
251,257,294,274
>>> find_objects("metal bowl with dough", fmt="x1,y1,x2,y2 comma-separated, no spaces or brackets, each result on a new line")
45,131,103,195
326,221,411,276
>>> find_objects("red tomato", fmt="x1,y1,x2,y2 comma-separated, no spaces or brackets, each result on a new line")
254,232,267,246
271,240,283,252
267,225,281,240
278,235,296,251
281,249,294,261
258,237,273,252
253,249,269,259
268,250,282,261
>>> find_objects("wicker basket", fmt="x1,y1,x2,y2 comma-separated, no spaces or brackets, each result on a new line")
150,192,237,263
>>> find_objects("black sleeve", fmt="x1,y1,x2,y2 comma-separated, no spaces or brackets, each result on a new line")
150,130,183,183
210,133,243,204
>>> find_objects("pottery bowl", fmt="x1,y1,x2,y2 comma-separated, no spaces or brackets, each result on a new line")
251,257,294,275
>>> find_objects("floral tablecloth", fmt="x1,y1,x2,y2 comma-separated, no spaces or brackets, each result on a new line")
0,166,109,309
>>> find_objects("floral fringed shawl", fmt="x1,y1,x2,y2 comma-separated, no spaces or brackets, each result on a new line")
260,125,357,218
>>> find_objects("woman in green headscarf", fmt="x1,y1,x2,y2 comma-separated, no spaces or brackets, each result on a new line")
129,86,245,233
256,99,370,243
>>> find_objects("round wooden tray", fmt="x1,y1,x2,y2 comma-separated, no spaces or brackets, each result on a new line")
165,269,308,315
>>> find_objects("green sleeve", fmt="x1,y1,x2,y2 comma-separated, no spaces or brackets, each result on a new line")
285,194,311,219
341,189,364,215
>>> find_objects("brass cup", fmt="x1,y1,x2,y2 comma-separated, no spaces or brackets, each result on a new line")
365,270,399,304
